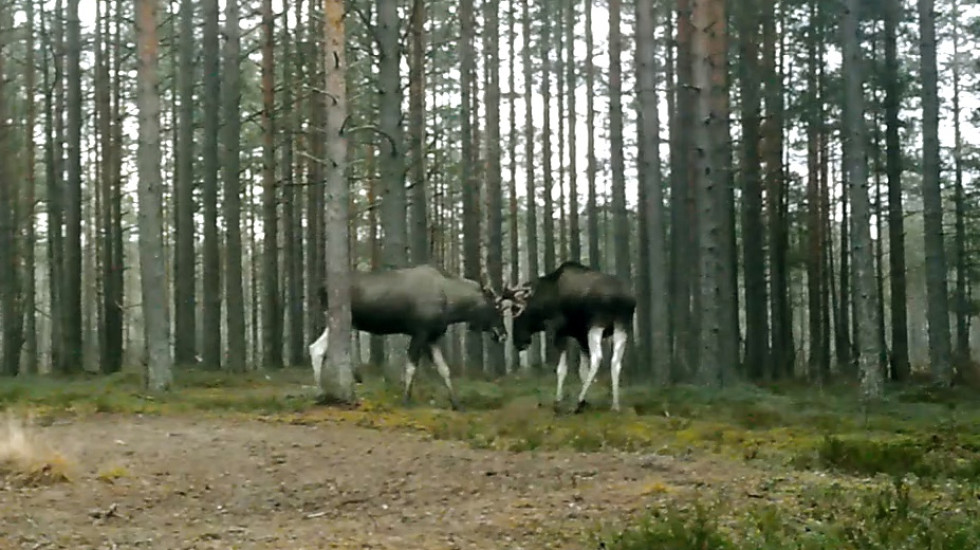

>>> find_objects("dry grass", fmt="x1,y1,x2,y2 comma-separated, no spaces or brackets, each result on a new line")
0,412,74,487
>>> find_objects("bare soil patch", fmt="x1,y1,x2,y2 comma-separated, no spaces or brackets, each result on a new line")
0,413,770,550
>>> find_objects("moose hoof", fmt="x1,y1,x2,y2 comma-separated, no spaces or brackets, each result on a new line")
450,400,462,412
573,400,591,414
552,401,564,414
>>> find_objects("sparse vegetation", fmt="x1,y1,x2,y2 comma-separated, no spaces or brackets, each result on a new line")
5,367,980,547
595,476,980,550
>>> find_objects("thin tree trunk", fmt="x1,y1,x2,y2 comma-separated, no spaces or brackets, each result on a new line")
201,0,221,369
23,0,39,374
173,0,196,366
409,0,428,265
566,0,579,264
917,0,952,385
461,0,483,370
636,0,669,384
521,0,541,368
223,0,246,372
319,0,355,402
136,0,173,391
805,0,826,381
884,0,908,380
261,0,281,368
484,0,505,374
950,0,969,366
843,0,883,399
282,0,304,366
64,0,83,373
585,0,599,270
609,0,630,287
737,0,768,380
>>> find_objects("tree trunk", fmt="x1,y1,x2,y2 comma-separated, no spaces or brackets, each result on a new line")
584,0,599,270
842,0,883,399
566,1,580,264
173,0,196,366
609,0,630,288
521,0,541,368
917,0,952,386
136,0,173,391
378,0,407,271
261,0,281,369
636,0,669,385
223,0,246,372
201,0,221,369
736,0,768,381
691,0,725,387
670,0,696,381
318,0,355,403
884,0,908,381
461,0,483,371
950,0,969,365
484,0,505,375
0,10,23,376
64,0,83,373
409,0,428,265
805,0,826,381
282,0,305,366
20,0,38,374
762,0,790,379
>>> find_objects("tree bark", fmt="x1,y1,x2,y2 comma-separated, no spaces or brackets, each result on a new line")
64,0,83,372
884,0,908,381
917,0,952,385
409,0,428,265
484,0,505,375
584,0,599,271
261,0,281,368
691,0,725,387
950,0,969,365
736,0,768,381
842,0,883,399
201,0,221,369
136,0,173,391
319,0,355,403
636,0,669,385
173,0,196,366
461,0,483,371
521,0,541,368
222,0,246,372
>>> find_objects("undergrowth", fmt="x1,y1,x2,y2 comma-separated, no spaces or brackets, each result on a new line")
596,476,980,550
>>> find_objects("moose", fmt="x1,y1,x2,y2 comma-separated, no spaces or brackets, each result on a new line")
505,261,636,413
308,264,509,410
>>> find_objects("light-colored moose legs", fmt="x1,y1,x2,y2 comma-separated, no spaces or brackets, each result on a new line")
575,326,605,413
308,327,330,388
430,345,461,410
609,324,629,412
554,350,569,409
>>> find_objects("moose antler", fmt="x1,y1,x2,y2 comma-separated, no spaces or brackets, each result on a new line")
501,283,532,317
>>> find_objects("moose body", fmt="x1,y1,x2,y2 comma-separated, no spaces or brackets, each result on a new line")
309,265,507,409
507,261,636,412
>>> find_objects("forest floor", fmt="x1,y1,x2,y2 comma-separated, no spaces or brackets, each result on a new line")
3,366,980,549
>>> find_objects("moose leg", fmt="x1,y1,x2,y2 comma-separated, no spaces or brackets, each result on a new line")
609,323,629,412
575,326,605,413
308,326,330,388
554,350,568,411
403,336,425,405
430,344,461,411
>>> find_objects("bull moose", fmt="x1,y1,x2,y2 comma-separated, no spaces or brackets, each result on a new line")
309,265,508,410
505,261,636,413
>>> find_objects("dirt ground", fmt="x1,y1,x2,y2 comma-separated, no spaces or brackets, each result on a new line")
0,413,762,550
